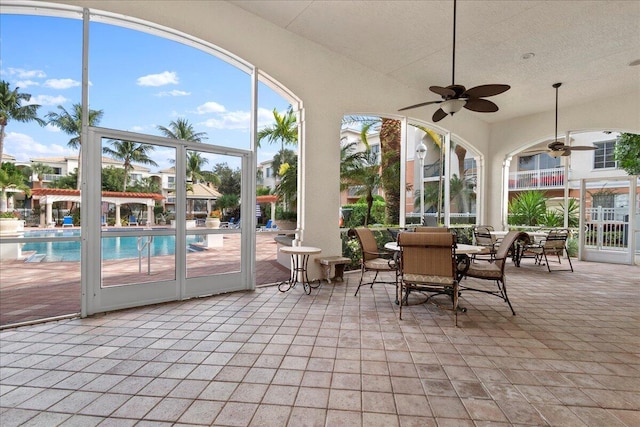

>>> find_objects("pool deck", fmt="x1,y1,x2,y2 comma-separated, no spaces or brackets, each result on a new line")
0,232,291,327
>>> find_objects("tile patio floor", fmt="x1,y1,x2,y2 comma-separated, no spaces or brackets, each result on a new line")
0,258,639,426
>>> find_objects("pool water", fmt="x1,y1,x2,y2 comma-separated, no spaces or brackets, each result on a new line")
21,230,202,262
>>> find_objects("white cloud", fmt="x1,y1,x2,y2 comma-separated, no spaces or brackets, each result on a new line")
130,126,145,132
44,78,80,89
15,80,40,88
6,67,46,79
28,94,68,106
137,71,179,87
45,124,61,133
156,90,190,97
4,132,73,162
195,101,226,114
201,110,250,130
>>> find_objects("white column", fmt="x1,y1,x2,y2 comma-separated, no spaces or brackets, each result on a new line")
46,202,53,227
115,203,121,226
147,204,154,226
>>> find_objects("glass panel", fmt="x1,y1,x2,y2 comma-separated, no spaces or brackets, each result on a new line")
0,13,83,326
88,19,252,150
186,151,242,279
450,140,477,226
100,136,176,286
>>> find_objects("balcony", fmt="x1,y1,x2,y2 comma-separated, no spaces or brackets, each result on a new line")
41,173,64,182
509,168,564,190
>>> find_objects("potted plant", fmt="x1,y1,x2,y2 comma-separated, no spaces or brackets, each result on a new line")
274,208,297,231
206,210,221,228
0,211,22,234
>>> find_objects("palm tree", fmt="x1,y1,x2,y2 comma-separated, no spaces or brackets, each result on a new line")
103,140,158,191
157,118,208,143
0,80,46,165
46,103,104,189
186,151,209,184
30,162,54,188
257,106,298,165
0,166,31,212
342,116,402,224
340,142,381,226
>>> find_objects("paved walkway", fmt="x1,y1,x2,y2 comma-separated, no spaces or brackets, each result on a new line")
0,259,638,426
0,233,290,327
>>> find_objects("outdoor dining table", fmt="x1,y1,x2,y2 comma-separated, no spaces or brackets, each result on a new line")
278,245,322,294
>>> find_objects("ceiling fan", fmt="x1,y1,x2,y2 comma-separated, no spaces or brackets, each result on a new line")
398,0,510,122
524,82,597,158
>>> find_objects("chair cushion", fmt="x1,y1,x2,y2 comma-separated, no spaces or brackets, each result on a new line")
403,273,455,285
364,257,395,270
466,262,501,279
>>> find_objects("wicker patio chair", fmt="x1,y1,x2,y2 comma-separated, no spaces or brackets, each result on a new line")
397,231,458,325
349,228,399,299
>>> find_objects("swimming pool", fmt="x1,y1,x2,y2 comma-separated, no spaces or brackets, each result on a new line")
21,230,202,262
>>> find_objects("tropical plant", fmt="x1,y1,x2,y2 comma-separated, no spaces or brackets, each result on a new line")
46,103,104,189
0,163,31,212
216,193,240,217
186,151,209,184
508,190,547,226
102,140,158,191
29,162,54,188
209,210,221,218
342,116,403,224
257,106,298,162
276,161,298,214
614,132,640,176
340,143,382,226
210,162,241,196
157,118,208,143
0,80,46,164
48,170,78,190
0,210,20,218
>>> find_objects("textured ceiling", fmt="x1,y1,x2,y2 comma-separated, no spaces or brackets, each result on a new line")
230,0,640,123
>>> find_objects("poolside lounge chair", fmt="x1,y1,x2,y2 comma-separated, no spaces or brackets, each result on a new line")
62,216,73,227
128,215,138,226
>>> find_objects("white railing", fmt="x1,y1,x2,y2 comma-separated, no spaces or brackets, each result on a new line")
585,206,631,250
41,174,64,182
509,168,564,190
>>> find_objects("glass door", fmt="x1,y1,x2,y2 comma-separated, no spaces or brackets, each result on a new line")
84,128,253,316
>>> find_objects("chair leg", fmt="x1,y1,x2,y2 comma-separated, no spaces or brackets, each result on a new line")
354,265,366,296
452,282,459,326
498,278,516,315
565,247,574,272
399,283,404,320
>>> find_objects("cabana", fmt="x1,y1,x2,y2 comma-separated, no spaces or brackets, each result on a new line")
30,188,164,227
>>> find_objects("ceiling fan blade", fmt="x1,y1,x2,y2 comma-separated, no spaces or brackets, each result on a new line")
463,84,511,98
429,86,456,98
463,98,498,112
398,100,442,112
432,108,447,122
566,146,597,151
521,149,550,156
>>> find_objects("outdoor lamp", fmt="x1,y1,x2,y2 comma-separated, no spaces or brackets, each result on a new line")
415,142,427,161
441,99,466,115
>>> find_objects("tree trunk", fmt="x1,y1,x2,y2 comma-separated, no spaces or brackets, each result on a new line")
0,122,6,166
379,118,401,225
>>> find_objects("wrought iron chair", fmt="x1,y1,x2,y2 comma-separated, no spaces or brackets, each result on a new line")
473,225,499,261
461,230,529,315
525,228,573,272
397,231,458,325
349,228,399,300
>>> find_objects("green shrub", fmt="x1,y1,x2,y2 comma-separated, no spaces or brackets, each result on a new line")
342,201,386,228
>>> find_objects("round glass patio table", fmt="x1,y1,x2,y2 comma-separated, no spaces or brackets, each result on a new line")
278,246,322,294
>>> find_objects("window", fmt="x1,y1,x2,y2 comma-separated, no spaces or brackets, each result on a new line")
518,153,560,171
594,140,617,169
266,167,273,178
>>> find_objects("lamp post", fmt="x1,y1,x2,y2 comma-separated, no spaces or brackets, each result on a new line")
415,142,427,225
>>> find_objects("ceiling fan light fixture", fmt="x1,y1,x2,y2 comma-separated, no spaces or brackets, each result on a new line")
548,149,564,158
441,99,466,115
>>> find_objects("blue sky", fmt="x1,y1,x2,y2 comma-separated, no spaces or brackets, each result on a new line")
0,12,290,171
